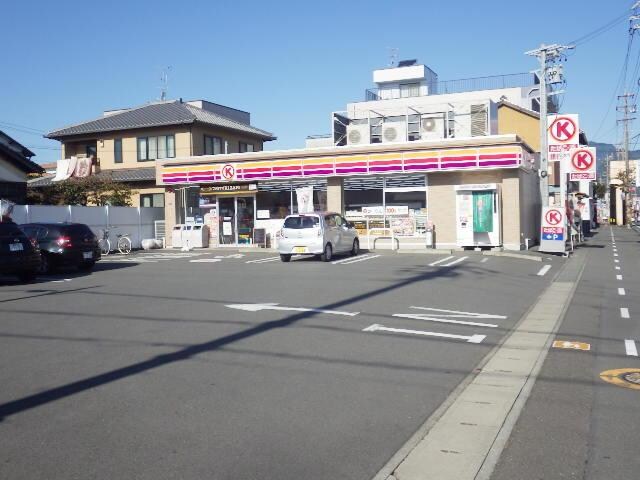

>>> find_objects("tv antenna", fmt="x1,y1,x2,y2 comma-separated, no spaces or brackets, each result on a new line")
160,66,172,101
387,48,399,67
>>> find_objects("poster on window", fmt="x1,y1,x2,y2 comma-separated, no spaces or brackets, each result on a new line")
296,186,314,213
472,191,493,233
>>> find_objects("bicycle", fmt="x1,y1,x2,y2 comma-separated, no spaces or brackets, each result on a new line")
98,228,132,255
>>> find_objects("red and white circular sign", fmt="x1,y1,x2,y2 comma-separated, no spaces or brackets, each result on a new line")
221,164,236,181
570,149,594,171
549,116,577,143
545,209,563,226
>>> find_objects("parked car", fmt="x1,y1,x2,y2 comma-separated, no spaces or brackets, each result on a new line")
21,223,101,273
278,212,359,262
0,221,41,282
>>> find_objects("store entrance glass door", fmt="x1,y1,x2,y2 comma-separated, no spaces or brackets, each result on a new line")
217,196,255,245
236,196,255,244
218,197,236,245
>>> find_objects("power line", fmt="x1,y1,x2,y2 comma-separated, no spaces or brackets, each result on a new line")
569,9,631,46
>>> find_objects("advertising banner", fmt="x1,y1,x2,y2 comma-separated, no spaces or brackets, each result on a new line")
472,191,493,233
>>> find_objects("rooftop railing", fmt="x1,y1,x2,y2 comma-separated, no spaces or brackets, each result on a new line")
364,72,537,101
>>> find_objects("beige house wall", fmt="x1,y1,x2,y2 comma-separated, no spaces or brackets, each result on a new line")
497,106,540,152
130,185,167,208
190,124,265,157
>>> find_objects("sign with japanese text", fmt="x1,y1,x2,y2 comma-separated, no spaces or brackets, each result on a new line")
568,147,596,181
540,206,566,253
547,114,580,164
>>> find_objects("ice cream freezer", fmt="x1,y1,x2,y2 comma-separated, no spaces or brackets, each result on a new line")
454,183,502,248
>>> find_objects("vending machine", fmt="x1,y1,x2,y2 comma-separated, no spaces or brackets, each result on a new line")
454,183,502,248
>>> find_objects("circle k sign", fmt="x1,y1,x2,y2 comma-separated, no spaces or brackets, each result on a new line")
570,149,594,171
545,209,563,226
221,164,236,181
549,116,578,143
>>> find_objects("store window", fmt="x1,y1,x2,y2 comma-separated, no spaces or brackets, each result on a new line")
256,180,327,218
140,193,165,208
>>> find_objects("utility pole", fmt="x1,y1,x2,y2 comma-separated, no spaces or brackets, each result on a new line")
617,93,636,225
525,43,574,207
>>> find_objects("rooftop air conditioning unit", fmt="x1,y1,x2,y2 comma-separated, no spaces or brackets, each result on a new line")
382,122,407,143
421,114,445,140
346,124,370,145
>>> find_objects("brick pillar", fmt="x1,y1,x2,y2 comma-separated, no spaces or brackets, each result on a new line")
326,177,344,213
164,188,176,247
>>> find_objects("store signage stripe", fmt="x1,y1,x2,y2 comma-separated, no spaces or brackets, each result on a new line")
369,159,403,166
478,153,518,160
441,155,477,162
305,169,335,175
332,161,367,168
335,168,368,174
441,162,477,169
402,157,439,164
404,164,439,171
370,165,403,172
240,166,271,173
303,163,334,170
479,160,518,167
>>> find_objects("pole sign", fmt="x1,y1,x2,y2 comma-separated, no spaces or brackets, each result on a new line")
547,114,579,164
568,147,596,181
539,206,566,253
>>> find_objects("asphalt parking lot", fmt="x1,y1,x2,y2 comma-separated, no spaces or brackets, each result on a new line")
0,249,561,480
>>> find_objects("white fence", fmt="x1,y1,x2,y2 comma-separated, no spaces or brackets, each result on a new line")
11,205,164,249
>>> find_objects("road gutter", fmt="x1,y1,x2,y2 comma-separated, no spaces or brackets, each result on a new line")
374,251,586,480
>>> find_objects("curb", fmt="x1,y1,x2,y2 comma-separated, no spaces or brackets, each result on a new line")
482,251,544,262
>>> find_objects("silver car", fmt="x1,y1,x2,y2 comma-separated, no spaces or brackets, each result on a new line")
278,212,359,262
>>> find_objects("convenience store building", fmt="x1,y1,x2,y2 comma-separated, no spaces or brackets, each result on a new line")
157,133,539,250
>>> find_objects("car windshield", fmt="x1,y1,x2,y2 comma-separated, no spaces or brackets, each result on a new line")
283,216,320,229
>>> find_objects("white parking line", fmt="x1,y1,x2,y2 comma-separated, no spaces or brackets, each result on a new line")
621,307,630,319
618,288,626,296
537,265,552,276
617,275,623,280
189,258,222,263
615,266,621,270
332,254,371,265
625,339,638,356
615,259,620,263
334,254,381,265
428,256,454,267
440,256,468,267
393,313,498,328
363,324,486,343
480,258,489,263
245,257,280,264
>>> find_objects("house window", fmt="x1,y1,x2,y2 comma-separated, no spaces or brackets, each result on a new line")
86,145,97,158
114,139,123,163
205,135,222,155
137,135,175,161
400,83,420,98
140,193,165,208
239,142,254,153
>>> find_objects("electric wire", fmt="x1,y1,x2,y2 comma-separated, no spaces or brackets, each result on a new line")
569,9,631,47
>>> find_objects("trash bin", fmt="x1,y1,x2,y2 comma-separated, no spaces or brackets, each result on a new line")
172,224,185,248
189,224,209,248
425,225,436,249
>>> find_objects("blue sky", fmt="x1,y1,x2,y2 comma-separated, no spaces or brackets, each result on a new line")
1,0,637,164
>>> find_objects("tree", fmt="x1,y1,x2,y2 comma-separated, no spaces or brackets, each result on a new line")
615,166,636,225
29,176,135,206
593,182,607,200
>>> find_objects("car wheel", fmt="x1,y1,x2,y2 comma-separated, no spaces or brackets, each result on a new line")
78,261,95,271
320,243,332,262
38,254,52,274
17,271,37,283
351,239,359,256
280,254,292,262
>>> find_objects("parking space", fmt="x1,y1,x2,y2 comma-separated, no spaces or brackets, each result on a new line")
0,247,562,480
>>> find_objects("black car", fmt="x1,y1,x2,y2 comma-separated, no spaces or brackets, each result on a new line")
21,222,101,273
0,221,41,282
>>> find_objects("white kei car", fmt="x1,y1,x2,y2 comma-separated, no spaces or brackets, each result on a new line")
277,212,359,262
